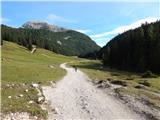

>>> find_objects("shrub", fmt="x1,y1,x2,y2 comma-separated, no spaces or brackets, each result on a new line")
139,80,151,87
141,71,158,78
111,73,120,76
110,80,127,86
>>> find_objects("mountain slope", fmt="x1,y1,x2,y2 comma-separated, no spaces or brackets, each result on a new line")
1,41,76,84
1,22,100,56
100,21,160,73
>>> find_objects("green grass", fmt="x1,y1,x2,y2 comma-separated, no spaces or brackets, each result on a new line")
70,60,160,108
1,84,47,119
2,41,79,84
1,41,83,119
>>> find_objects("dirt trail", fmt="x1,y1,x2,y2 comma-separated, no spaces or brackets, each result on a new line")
43,63,144,120
31,47,36,54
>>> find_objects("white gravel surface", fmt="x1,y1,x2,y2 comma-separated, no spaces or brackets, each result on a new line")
43,63,145,120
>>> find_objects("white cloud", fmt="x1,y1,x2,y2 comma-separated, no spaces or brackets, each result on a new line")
90,17,159,39
75,29,91,34
0,17,10,24
46,14,77,23
90,17,159,47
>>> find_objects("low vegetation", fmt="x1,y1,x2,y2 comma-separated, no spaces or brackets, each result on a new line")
1,84,48,119
141,71,158,78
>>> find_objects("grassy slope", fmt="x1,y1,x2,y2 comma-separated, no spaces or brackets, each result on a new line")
1,41,81,119
70,60,160,108
2,41,78,84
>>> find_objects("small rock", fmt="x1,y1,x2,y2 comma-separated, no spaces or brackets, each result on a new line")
37,96,45,104
8,96,12,99
44,100,48,104
15,96,19,99
49,65,54,68
11,117,15,120
19,94,24,97
87,110,90,113
107,78,113,81
52,108,59,114
28,100,34,104
26,105,30,108
31,83,39,88
34,116,38,119
135,84,146,89
50,81,56,87
25,89,28,92
82,106,86,109
98,80,105,84
41,107,46,111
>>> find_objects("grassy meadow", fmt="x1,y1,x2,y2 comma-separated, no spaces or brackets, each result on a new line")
1,41,79,84
1,41,82,119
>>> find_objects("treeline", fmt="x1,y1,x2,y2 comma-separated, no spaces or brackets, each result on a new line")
101,21,160,73
1,25,100,56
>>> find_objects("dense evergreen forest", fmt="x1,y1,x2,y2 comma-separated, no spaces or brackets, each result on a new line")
101,21,160,73
1,25,100,56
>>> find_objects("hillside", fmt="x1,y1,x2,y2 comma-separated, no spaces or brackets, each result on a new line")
1,41,83,118
1,22,100,56
100,21,160,73
1,41,78,84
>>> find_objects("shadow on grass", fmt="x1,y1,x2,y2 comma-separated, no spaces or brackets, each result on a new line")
72,61,139,77
73,62,103,70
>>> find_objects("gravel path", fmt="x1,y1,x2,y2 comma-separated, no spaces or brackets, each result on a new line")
43,63,145,120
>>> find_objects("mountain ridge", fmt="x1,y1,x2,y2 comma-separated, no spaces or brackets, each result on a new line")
1,22,100,56
22,21,68,32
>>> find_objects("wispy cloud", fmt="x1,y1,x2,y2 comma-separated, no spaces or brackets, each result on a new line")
90,17,159,47
75,29,91,34
46,14,77,23
90,17,159,39
0,17,10,24
119,9,135,17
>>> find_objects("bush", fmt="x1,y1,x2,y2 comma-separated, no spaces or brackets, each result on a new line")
110,80,127,86
111,73,120,76
141,71,158,78
139,80,151,87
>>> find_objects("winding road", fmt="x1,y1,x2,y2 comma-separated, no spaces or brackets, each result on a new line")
43,63,144,120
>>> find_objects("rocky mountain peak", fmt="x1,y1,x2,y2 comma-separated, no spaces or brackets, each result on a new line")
22,21,68,32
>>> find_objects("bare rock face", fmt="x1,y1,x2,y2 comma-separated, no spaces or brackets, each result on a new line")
22,21,68,32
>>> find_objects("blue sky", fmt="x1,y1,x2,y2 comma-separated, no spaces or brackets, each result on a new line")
1,0,159,47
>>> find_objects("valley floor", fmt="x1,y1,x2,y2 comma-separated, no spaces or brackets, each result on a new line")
43,63,144,120
2,41,160,120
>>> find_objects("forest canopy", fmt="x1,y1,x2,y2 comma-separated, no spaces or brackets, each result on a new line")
101,21,160,73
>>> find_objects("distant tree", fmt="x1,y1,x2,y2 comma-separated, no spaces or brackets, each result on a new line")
27,39,32,50
101,21,160,73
